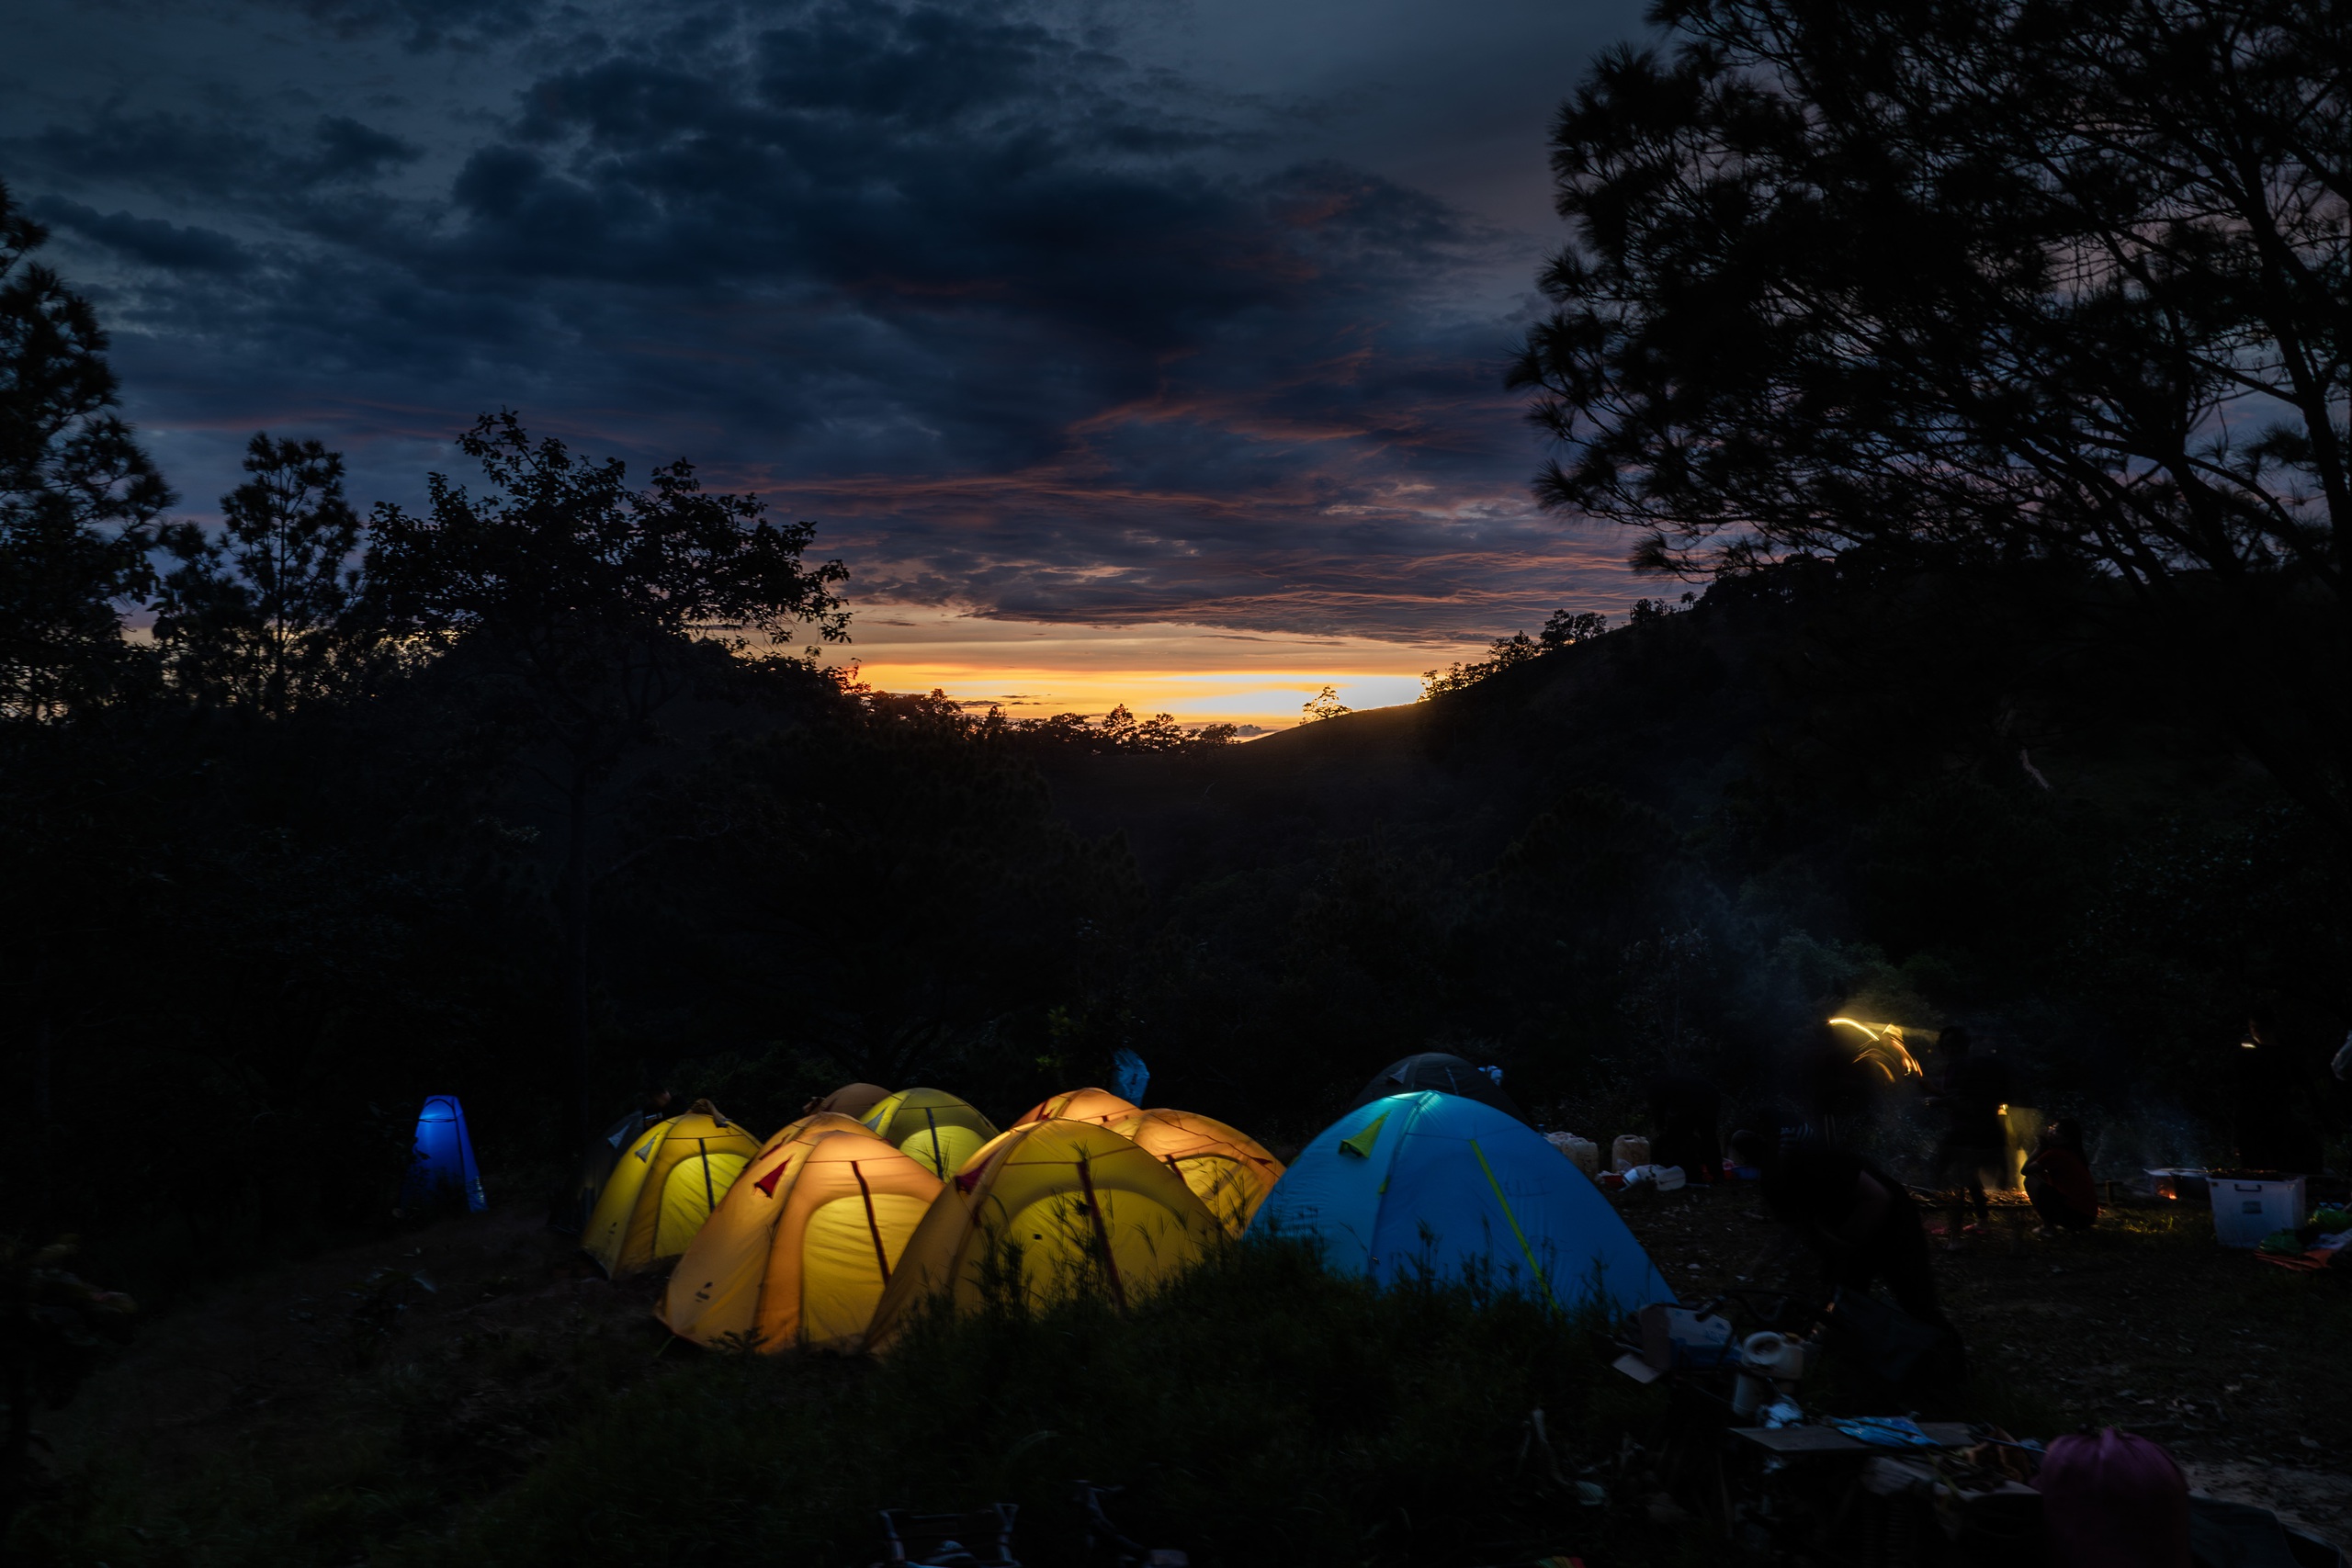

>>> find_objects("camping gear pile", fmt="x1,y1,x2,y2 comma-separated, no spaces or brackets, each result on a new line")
560,1054,1681,1355
1615,1292,2350,1566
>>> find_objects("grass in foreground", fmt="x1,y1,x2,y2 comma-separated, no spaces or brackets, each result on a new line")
420,1240,1697,1568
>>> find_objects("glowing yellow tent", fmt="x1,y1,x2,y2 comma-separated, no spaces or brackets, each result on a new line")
860,1088,1000,1179
582,1100,763,1277
1102,1108,1285,1235
1012,1087,1137,1127
865,1118,1219,1350
661,1128,943,1352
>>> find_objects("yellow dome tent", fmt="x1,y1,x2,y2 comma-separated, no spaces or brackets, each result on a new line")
1012,1087,1137,1127
661,1128,942,1352
860,1088,1000,1179
1102,1108,1286,1236
582,1100,763,1277
865,1118,1219,1350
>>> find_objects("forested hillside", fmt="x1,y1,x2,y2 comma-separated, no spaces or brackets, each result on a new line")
16,514,2338,1317
1038,557,2342,1154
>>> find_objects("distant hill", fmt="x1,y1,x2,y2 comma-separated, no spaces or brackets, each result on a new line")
1045,605,1771,889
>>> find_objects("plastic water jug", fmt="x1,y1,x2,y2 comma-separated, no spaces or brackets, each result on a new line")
1545,1133,1600,1176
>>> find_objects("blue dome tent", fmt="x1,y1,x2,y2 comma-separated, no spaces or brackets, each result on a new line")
403,1095,486,1213
1248,1091,1671,1317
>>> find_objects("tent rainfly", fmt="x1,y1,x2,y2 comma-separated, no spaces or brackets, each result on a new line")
861,1088,1001,1179
864,1117,1219,1350
402,1096,485,1214
1250,1091,1672,1317
808,1082,893,1120
1012,1087,1138,1128
662,1127,942,1352
750,1110,885,1163
1101,1108,1284,1236
582,1100,763,1277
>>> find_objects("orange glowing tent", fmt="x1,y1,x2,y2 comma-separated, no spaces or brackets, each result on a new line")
1101,1108,1285,1235
661,1127,942,1352
1012,1087,1137,1127
808,1082,893,1120
864,1118,1219,1350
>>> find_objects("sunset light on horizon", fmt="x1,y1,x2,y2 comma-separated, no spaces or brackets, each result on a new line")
820,604,1523,734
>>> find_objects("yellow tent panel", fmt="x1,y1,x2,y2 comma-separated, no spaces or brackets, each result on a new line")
1012,1087,1137,1127
861,1088,1000,1177
662,1128,942,1352
1101,1108,1286,1235
582,1100,763,1278
865,1118,1219,1351
897,1122,989,1178
661,1112,883,1313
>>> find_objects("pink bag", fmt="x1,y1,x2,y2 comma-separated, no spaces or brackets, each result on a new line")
2034,1428,2189,1568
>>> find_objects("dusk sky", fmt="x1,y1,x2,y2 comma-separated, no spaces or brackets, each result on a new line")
4,0,1653,729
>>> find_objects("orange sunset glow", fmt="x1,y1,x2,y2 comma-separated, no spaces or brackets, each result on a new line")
824,605,1514,733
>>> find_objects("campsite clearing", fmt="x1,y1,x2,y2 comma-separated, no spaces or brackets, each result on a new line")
1619,1184,2352,1547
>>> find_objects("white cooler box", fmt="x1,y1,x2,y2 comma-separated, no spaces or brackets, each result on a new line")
2209,1174,2305,1247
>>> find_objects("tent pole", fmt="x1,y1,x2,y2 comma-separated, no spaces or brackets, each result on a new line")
851,1160,892,1283
1074,1156,1127,1311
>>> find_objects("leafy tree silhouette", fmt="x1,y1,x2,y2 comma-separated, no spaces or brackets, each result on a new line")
1513,0,2351,829
1302,684,1352,722
365,412,849,1155
153,434,375,715
0,181,172,717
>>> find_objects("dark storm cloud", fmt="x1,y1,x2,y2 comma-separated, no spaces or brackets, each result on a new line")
31,110,422,198
254,0,548,51
34,197,254,272
4,0,1619,637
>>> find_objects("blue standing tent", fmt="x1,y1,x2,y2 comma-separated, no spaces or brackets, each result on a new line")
1247,1090,1671,1317
403,1095,487,1213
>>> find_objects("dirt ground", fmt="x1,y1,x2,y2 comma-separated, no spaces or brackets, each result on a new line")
47,1200,673,1495
1619,1181,2352,1550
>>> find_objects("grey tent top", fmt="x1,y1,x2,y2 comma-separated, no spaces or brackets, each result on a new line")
1348,1052,1526,1122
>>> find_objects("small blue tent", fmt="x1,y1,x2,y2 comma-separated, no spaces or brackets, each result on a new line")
1248,1091,1671,1317
402,1095,486,1213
